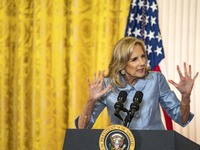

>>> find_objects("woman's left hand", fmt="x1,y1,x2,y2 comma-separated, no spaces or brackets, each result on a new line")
168,62,199,97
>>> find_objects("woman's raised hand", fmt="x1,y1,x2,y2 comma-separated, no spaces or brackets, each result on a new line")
168,62,199,97
87,71,112,102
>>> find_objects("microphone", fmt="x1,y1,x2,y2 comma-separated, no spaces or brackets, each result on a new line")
129,91,143,117
124,91,143,127
114,91,128,121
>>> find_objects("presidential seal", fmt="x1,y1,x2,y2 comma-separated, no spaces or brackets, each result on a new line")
99,125,135,150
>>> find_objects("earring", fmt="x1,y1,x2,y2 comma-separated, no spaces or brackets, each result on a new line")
121,70,125,75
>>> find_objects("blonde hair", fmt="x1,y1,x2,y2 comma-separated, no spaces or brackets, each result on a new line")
106,36,149,87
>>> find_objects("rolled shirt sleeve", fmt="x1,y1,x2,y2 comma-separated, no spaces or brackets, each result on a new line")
75,98,106,129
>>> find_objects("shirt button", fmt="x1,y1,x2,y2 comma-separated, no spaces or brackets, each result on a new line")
135,112,140,119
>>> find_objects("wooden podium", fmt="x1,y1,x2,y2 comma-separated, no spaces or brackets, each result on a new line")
63,129,200,150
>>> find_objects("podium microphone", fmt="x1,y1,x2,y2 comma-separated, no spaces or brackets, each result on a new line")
124,91,143,127
114,91,128,121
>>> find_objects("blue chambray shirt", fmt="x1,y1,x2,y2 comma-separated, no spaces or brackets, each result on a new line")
75,72,194,130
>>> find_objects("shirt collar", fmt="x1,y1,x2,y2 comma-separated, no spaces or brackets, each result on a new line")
117,75,147,92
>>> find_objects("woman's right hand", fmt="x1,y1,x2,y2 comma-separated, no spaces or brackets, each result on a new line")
87,71,112,102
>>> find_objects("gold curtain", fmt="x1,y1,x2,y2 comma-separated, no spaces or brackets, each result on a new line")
0,0,131,149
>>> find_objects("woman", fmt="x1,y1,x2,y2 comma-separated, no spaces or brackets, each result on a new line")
75,36,198,130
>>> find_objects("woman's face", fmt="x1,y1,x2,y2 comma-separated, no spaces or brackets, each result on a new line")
124,44,146,84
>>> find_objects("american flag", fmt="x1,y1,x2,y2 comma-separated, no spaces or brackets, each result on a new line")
125,0,173,130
